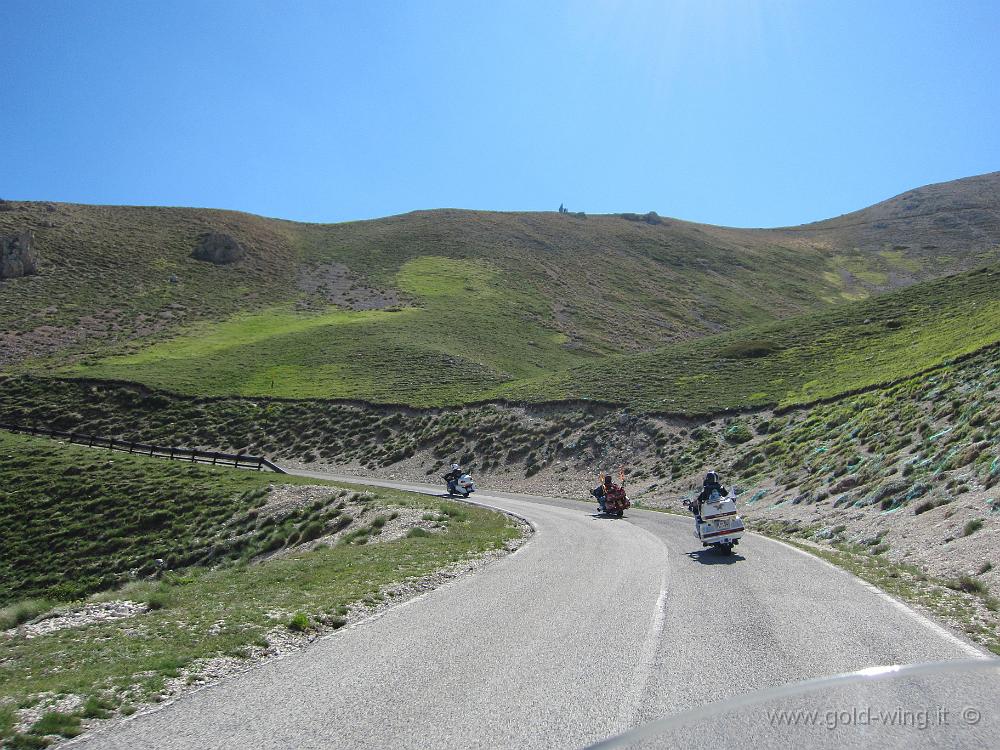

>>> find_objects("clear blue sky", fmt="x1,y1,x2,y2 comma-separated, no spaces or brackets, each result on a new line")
1,1,997,227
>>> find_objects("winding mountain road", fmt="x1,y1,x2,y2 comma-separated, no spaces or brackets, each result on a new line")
73,471,990,749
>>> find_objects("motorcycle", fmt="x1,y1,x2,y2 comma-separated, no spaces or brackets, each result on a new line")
602,489,630,517
685,490,745,554
446,473,476,498
592,469,631,517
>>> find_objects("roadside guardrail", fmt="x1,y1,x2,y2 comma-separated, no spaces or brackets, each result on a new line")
0,422,285,473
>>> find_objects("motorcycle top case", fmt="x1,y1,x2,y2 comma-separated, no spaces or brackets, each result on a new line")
700,496,738,521
696,497,744,543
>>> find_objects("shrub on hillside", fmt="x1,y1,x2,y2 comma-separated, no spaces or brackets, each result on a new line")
724,422,753,444
718,339,783,359
0,598,52,629
287,612,310,631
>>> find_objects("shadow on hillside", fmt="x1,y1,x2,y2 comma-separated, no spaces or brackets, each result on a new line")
685,548,746,565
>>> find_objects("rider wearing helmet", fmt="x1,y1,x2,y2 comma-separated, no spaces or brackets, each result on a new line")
443,463,463,494
693,471,728,520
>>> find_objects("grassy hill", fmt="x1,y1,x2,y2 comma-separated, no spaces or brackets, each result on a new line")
0,431,520,746
50,262,1000,412
501,263,1000,413
1,172,998,411
0,431,509,608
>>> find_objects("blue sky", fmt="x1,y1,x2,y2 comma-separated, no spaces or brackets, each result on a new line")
1,1,997,226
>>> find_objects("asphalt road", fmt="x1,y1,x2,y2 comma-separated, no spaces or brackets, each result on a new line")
72,472,993,750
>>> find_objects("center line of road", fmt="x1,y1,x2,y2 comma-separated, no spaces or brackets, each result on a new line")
616,533,671,733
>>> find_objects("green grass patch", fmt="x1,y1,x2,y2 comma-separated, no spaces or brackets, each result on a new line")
287,612,310,632
949,575,988,595
81,696,116,720
31,711,82,738
0,600,53,630
0,430,293,605
61,257,586,405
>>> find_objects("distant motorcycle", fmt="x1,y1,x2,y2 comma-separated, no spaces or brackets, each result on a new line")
602,488,630,517
591,469,631,517
685,490,745,554
445,473,476,498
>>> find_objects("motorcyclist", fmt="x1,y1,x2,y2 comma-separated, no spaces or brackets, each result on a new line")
602,474,627,512
443,463,463,495
692,470,728,520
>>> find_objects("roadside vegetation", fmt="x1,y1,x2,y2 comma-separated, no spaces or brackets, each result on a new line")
0,433,521,748
727,346,1000,514
719,346,1000,656
0,376,660,481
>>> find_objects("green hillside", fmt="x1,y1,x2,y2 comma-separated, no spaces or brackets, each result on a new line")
502,264,1000,413
58,263,1000,412
2,172,999,412
61,256,585,403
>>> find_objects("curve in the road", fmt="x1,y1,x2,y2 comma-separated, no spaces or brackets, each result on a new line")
70,470,990,750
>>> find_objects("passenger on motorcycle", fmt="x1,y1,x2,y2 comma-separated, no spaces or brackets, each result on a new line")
602,474,627,512
443,463,463,494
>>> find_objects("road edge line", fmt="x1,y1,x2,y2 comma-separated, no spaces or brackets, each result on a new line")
760,533,988,659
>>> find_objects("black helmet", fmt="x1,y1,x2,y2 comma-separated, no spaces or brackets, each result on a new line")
705,471,719,485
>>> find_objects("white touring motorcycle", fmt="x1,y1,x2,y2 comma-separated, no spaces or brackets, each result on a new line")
686,490,745,554
446,473,477,498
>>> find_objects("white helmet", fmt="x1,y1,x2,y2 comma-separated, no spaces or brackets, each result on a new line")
451,464,460,470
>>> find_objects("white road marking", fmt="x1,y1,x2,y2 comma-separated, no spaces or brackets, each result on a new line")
616,558,670,732
761,534,988,659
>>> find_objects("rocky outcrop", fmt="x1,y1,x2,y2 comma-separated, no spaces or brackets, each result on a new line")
0,230,38,279
191,232,246,265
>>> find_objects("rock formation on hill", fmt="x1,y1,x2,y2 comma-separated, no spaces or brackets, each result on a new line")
0,231,37,279
191,232,246,265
